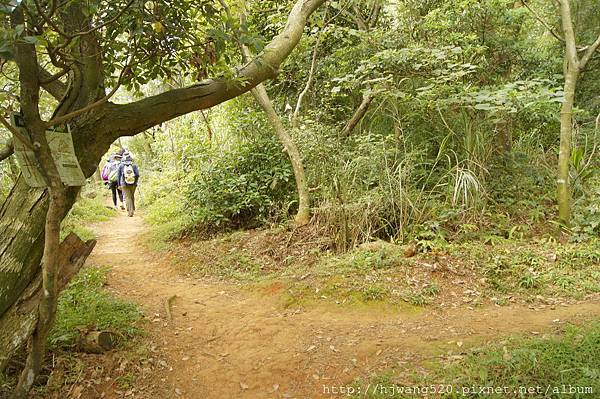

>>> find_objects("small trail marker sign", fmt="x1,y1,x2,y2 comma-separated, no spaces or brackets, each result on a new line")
10,113,87,187
10,113,46,187
46,124,86,186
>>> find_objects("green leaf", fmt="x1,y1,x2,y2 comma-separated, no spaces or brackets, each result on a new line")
23,36,39,45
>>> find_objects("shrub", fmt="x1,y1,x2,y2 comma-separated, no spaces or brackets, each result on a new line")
184,134,295,234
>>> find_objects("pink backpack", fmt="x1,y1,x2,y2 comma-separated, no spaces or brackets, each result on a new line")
101,163,110,181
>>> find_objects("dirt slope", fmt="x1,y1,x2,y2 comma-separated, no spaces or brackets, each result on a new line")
86,211,600,399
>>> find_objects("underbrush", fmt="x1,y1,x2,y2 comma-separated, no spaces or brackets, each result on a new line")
1,266,144,397
355,321,600,398
61,194,115,241
455,239,600,298
49,266,143,350
165,224,600,309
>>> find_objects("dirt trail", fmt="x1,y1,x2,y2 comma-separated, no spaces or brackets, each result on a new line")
87,211,600,399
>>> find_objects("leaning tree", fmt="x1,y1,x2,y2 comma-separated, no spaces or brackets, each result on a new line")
0,0,326,396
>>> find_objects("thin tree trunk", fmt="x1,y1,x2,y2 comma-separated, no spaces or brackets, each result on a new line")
556,0,581,226
227,1,311,225
252,85,311,225
11,195,63,397
342,92,375,138
200,110,213,141
557,67,578,224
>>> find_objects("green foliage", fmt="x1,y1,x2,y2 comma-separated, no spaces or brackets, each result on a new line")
356,321,600,398
138,98,296,238
185,134,294,232
131,0,596,249
49,266,143,350
571,177,600,242
455,239,600,296
445,323,600,398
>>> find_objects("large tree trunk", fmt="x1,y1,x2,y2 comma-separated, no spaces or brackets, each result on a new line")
0,179,48,318
0,233,95,373
0,133,112,375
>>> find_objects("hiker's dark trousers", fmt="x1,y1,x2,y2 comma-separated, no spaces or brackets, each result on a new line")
121,184,137,217
110,182,123,207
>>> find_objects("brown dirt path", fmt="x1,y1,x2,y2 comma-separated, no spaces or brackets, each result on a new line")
86,211,600,399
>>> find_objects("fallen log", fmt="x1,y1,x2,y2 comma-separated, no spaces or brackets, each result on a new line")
0,233,96,372
78,331,117,354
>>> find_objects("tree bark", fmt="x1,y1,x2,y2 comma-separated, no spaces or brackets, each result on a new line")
0,140,14,162
557,0,580,225
555,0,600,225
0,233,95,372
291,35,321,129
557,66,578,224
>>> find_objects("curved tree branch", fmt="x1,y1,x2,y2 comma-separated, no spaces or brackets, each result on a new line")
105,0,327,139
38,68,67,100
580,33,600,69
522,0,565,43
0,139,13,162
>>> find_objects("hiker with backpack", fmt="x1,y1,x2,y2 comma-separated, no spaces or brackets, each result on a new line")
118,151,140,217
101,154,125,210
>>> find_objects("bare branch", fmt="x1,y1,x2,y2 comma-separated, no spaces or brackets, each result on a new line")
580,33,600,69
522,0,565,43
351,5,368,30
368,3,382,29
44,44,140,127
32,0,70,39
342,92,376,138
292,34,322,128
38,68,67,100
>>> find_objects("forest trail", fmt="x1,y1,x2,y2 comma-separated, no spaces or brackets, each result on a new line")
86,212,600,399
